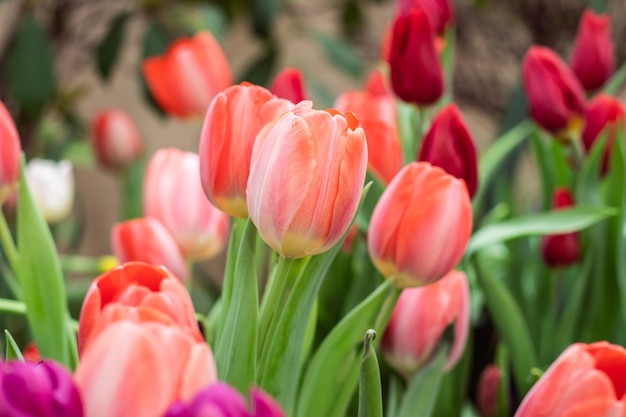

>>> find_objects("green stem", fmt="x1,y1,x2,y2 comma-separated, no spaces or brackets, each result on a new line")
386,374,403,417
0,298,26,315
60,255,102,274
0,210,19,274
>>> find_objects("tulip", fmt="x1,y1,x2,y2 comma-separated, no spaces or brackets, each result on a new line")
368,162,472,287
0,359,84,416
522,46,586,136
25,159,74,224
250,387,286,417
364,68,390,97
144,148,229,260
514,342,626,417
382,270,469,378
75,320,217,417
270,68,307,104
111,217,189,281
582,94,626,175
199,83,312,218
418,104,478,198
388,8,444,105
334,90,403,184
541,188,580,268
142,31,233,118
571,10,614,91
91,109,143,169
0,100,20,206
477,365,502,417
397,0,454,36
78,261,202,354
247,108,367,258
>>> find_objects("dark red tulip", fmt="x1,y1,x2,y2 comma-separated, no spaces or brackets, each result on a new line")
571,10,615,91
541,188,580,268
582,94,626,175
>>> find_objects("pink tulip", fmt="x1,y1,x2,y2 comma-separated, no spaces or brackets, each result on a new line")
368,162,472,287
144,148,229,260
382,270,470,378
0,100,20,206
247,108,367,258
91,109,143,169
142,32,233,118
477,365,502,417
270,68,307,104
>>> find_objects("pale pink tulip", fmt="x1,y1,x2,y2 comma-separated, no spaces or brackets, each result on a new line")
91,109,143,169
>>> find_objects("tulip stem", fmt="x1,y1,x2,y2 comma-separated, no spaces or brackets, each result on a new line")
0,210,19,275
0,297,26,315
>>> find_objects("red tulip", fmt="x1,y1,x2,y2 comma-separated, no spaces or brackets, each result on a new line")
270,68,307,104
582,94,626,175
0,100,20,206
78,262,202,354
571,10,614,91
514,342,626,417
144,148,230,260
142,31,233,118
334,89,403,184
522,47,586,136
382,270,470,378
199,83,311,218
364,68,390,97
75,319,217,417
388,8,444,105
111,217,189,281
418,104,478,197
247,108,367,258
477,365,502,417
541,188,580,268
397,0,454,36
91,109,143,169
368,162,472,287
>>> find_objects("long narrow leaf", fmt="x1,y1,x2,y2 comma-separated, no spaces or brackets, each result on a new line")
358,330,383,417
4,330,24,361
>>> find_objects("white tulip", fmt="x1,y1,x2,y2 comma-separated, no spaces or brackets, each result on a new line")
26,159,74,224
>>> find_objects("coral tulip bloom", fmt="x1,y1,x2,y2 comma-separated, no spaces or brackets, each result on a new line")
247,109,367,258
582,94,626,175
75,320,217,417
199,83,310,218
382,270,469,378
514,342,626,417
78,262,202,353
91,109,143,169
111,217,189,282
571,10,614,91
142,32,233,118
270,68,307,104
368,162,472,287
334,90,403,184
0,100,20,206
144,148,229,260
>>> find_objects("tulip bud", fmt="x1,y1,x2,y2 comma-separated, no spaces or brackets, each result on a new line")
142,31,233,118
111,217,189,281
247,108,367,258
0,359,84,416
382,270,470,378
522,47,586,136
0,100,20,206
334,89,403,184
571,10,614,91
25,159,74,224
270,68,307,104
397,0,454,36
477,365,502,417
541,188,580,268
418,104,478,198
514,342,626,417
388,8,444,106
78,262,202,354
144,148,229,261
199,83,311,218
582,94,625,175
91,109,143,169
364,68,390,97
368,162,472,288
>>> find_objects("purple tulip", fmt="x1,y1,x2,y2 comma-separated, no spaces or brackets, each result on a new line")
0,360,83,417
250,388,285,417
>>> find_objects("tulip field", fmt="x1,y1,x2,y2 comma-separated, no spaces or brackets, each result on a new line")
1,1,626,416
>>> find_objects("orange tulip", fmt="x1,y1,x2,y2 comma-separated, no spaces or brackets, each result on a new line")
514,342,626,417
142,32,233,118
199,83,311,218
334,89,403,184
0,100,21,206
91,109,143,170
75,319,217,417
78,262,202,354
247,108,367,258
368,162,472,287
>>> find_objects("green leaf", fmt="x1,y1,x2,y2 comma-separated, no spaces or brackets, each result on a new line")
355,175,385,231
171,4,227,39
16,158,76,368
252,0,280,37
8,15,56,116
140,21,172,117
396,346,448,417
358,330,383,417
4,329,24,361
96,13,131,80
603,60,626,95
121,156,147,220
529,129,556,210
214,219,258,393
588,0,608,13
467,206,617,256
316,33,364,78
